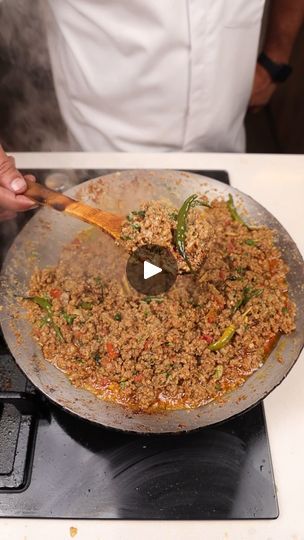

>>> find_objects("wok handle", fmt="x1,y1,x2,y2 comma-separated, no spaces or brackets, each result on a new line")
24,177,75,212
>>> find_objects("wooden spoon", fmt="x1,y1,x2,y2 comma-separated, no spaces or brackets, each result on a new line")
24,179,123,239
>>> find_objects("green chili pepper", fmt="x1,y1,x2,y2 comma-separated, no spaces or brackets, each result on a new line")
62,312,76,325
120,381,127,390
209,324,236,351
24,296,64,341
39,314,52,328
114,312,122,321
231,298,243,314
131,223,141,231
245,238,257,246
24,296,52,314
176,194,204,271
176,195,195,252
231,287,263,315
243,287,263,304
213,365,224,380
53,324,64,342
282,306,288,314
227,194,254,230
132,210,146,218
79,301,93,310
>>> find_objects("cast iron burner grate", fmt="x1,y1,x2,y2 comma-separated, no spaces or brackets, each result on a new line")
0,169,278,519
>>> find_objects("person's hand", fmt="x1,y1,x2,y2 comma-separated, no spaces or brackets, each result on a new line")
0,146,36,222
249,63,277,112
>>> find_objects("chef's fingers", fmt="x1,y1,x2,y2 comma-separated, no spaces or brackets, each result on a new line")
0,147,37,211
24,174,36,184
0,186,37,212
0,146,36,194
0,209,17,222
23,175,39,209
0,146,26,193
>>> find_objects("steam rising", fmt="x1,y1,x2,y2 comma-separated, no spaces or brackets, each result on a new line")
0,0,68,151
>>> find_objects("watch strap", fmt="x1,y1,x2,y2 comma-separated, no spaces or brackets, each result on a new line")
258,52,292,83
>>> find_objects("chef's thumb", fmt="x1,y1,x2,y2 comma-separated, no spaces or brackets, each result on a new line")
0,145,27,193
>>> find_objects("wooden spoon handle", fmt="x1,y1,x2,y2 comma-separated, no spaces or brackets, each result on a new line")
24,178,123,239
24,178,76,212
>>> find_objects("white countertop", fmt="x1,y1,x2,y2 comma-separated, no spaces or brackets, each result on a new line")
1,152,304,540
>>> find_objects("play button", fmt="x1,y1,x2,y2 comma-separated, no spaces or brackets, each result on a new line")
126,244,178,296
144,260,162,280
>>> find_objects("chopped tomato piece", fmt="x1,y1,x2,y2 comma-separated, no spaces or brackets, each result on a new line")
133,374,143,383
106,342,118,360
98,377,110,388
201,334,213,345
50,288,62,299
227,239,236,253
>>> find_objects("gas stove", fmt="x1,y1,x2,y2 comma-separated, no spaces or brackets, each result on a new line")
0,169,278,519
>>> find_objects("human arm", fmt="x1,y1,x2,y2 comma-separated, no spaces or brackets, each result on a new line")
0,146,36,222
249,0,304,109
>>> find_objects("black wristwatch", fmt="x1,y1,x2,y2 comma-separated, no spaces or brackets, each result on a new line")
258,52,292,83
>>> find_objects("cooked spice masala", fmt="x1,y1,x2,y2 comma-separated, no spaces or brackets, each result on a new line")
24,194,296,412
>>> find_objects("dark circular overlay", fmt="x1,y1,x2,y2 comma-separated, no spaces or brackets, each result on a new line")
126,244,178,295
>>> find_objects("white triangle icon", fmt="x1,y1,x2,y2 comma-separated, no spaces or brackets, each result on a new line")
144,260,162,280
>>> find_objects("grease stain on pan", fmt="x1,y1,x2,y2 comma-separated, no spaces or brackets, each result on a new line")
30,353,46,373
275,339,287,364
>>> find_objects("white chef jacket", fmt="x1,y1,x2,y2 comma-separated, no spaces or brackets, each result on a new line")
44,0,265,152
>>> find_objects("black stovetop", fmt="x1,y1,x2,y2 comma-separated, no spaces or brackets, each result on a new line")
0,169,278,519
